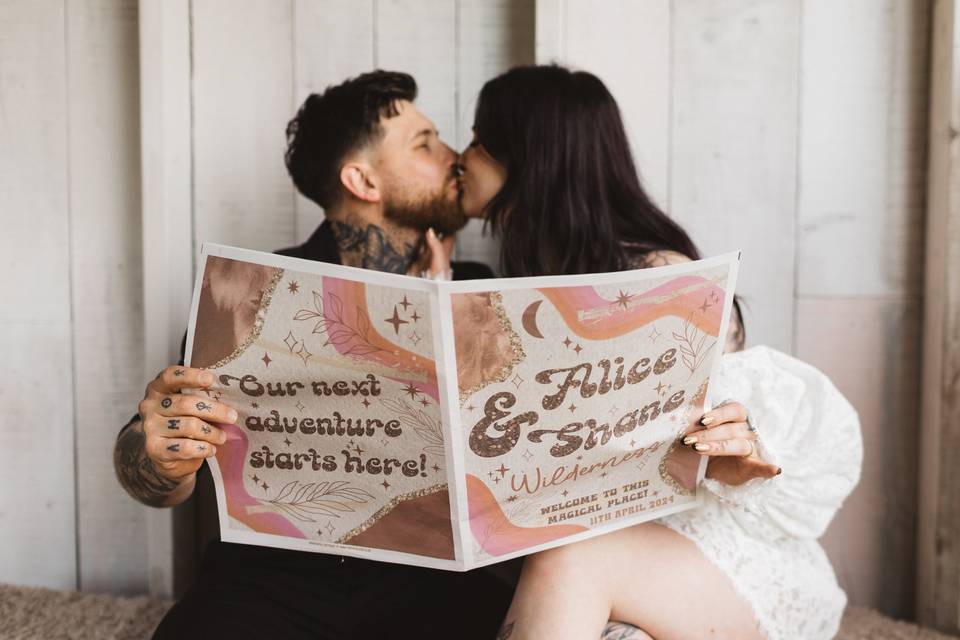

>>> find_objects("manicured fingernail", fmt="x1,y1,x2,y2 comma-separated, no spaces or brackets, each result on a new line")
700,416,715,426
208,445,217,456
683,436,697,445
428,227,436,239
228,410,238,422
776,467,782,475
200,372,213,385
694,443,710,452
219,432,227,444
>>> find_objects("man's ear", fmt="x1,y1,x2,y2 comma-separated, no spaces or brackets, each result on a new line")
340,162,381,203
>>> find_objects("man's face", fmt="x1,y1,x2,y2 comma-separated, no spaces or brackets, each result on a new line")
373,100,467,235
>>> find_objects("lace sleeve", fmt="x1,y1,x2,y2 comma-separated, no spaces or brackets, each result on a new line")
699,346,863,540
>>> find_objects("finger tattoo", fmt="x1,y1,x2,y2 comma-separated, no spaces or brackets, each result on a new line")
161,397,172,409
201,425,211,435
196,401,212,412
167,443,180,452
174,368,184,376
197,444,206,452
167,419,180,430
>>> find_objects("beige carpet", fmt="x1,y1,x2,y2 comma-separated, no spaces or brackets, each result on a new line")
0,582,957,639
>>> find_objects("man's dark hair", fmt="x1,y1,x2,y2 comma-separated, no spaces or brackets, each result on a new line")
284,70,417,210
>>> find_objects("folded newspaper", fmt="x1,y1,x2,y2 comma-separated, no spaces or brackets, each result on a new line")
185,243,740,570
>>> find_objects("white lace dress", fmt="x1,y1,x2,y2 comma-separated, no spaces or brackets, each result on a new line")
656,345,863,640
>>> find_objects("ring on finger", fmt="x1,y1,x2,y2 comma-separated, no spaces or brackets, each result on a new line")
746,409,758,433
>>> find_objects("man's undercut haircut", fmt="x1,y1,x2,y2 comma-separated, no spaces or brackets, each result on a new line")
284,70,417,210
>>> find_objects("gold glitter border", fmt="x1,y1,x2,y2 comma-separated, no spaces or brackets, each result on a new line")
458,290,527,404
658,440,696,497
209,267,284,370
335,483,448,543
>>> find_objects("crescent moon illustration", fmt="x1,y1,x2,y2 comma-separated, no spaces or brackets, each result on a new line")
521,300,545,339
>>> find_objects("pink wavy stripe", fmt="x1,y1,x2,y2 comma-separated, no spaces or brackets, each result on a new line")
538,275,725,340
466,474,585,557
322,277,440,400
218,422,306,538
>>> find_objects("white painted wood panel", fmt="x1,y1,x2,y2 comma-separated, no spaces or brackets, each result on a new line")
291,0,375,244
375,0,457,144
66,0,148,594
0,0,77,590
797,0,929,297
456,0,534,269
139,0,194,598
542,0,671,208
191,0,296,253
799,297,920,616
669,0,800,352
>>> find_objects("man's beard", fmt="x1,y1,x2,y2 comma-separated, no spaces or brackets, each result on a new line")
382,181,468,235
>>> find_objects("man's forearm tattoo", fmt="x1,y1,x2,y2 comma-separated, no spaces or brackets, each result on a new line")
331,221,416,274
114,422,178,507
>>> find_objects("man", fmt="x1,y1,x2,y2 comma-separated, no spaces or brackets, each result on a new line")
114,70,513,639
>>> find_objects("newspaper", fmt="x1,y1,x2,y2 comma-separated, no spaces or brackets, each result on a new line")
185,243,740,570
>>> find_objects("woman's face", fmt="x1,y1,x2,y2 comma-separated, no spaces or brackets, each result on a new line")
458,132,506,219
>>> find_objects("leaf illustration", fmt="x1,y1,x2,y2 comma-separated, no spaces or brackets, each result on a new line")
328,292,344,322
261,480,374,523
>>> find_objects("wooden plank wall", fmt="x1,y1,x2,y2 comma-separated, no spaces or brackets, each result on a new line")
918,0,960,631
0,0,145,592
537,0,931,618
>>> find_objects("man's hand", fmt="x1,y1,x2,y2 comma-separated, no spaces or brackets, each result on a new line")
114,366,237,507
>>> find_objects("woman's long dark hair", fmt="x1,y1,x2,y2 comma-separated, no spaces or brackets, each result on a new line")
473,65,700,277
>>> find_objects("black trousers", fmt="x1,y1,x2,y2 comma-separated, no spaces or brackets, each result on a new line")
153,541,517,640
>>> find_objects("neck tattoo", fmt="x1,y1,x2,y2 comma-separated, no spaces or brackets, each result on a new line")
330,220,418,275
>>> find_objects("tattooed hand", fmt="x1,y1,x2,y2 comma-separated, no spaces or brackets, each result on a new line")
114,365,238,507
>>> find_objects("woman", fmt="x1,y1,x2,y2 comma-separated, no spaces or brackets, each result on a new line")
431,65,862,640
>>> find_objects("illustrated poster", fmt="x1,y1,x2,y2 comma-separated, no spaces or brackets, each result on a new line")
185,244,739,570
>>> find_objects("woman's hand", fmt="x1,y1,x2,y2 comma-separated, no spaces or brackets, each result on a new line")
408,227,455,280
684,401,781,486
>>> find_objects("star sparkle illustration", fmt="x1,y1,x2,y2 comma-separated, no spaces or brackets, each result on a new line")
295,341,312,364
261,352,272,367
287,280,300,294
385,306,408,334
615,289,633,309
401,383,421,399
399,295,412,311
